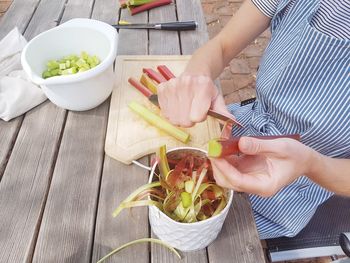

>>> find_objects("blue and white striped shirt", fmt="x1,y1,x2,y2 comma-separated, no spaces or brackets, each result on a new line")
227,0,350,239
252,0,350,39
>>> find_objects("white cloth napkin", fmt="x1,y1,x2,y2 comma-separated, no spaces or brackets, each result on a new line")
0,28,47,121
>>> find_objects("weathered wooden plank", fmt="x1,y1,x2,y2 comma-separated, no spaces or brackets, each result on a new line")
207,193,265,263
61,0,95,22
0,0,81,262
32,102,109,263
0,118,22,179
117,8,148,55
152,244,208,263
149,3,180,55
0,102,66,263
30,1,109,262
0,0,39,180
0,0,40,39
148,2,208,262
91,0,119,24
91,156,150,263
24,0,67,40
91,3,150,263
175,0,209,55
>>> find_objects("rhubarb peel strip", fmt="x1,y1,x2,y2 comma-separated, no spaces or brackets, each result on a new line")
97,238,181,263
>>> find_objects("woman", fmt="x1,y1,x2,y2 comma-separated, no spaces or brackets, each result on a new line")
157,0,350,239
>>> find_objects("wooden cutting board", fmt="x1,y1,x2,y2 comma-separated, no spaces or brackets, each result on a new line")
105,55,221,164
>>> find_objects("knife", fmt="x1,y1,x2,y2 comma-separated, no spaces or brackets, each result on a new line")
112,21,198,31
150,94,243,126
128,78,243,127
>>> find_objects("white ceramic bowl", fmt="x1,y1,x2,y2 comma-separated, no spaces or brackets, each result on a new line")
148,147,234,252
21,18,118,111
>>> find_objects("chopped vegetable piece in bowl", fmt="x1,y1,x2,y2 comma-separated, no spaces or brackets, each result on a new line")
42,52,101,79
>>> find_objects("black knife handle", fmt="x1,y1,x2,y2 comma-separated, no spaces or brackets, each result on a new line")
159,21,197,31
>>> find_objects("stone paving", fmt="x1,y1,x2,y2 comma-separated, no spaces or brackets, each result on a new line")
201,0,272,105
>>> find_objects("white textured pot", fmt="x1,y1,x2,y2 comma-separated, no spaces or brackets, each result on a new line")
147,147,234,252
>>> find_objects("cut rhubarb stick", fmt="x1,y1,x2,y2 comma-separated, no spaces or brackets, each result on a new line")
157,65,176,80
129,101,190,143
143,68,167,83
130,0,172,15
128,77,153,98
140,73,158,94
128,0,156,6
208,134,301,158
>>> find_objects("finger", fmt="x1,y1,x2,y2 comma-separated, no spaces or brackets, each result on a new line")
210,159,237,189
238,137,284,156
189,76,217,123
190,95,211,123
211,158,276,197
210,158,245,192
157,82,170,113
157,80,193,126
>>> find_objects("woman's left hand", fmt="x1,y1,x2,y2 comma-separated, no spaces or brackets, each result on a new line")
210,137,317,197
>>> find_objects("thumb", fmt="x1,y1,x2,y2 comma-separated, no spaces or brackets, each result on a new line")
238,137,278,155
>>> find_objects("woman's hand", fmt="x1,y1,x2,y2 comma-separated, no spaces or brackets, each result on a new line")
157,74,233,127
210,137,317,197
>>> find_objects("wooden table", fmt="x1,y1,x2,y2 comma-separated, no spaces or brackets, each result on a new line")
0,0,265,262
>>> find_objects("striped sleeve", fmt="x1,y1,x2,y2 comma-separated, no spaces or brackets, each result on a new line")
251,0,279,18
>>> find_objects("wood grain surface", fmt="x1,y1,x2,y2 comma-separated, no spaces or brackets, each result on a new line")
0,0,265,262
105,55,222,164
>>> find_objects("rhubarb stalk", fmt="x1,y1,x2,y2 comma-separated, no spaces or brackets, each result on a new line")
129,0,172,15
140,73,158,94
128,0,156,6
128,77,153,98
208,134,301,158
143,68,167,83
157,65,175,80
128,101,190,143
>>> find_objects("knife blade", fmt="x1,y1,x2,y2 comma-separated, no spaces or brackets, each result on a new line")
148,94,243,127
112,21,197,31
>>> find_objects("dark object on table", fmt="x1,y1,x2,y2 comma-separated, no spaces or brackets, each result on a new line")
113,21,197,31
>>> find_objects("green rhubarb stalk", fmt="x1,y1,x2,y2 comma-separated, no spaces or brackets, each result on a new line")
128,101,190,143
97,238,181,263
208,134,301,157
128,0,155,6
207,139,225,158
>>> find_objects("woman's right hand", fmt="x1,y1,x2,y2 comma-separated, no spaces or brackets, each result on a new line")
157,74,232,127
